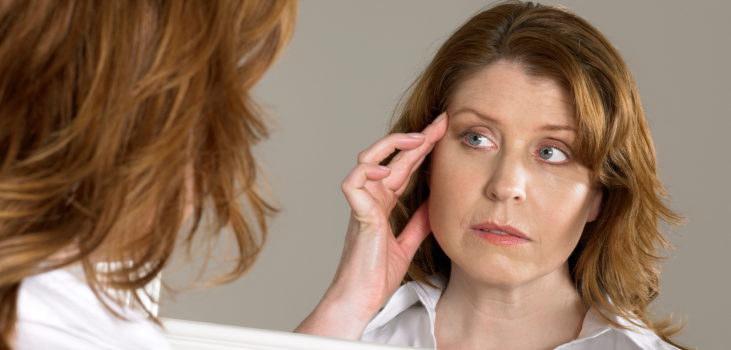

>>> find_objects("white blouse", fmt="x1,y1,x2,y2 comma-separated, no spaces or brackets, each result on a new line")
360,276,679,350
16,269,173,350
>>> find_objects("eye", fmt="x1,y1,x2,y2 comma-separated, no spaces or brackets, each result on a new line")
464,133,493,147
538,146,568,163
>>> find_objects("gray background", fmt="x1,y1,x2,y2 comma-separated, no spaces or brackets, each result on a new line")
160,1,731,349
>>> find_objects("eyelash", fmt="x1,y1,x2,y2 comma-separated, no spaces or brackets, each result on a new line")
540,143,572,163
457,129,495,148
457,129,572,164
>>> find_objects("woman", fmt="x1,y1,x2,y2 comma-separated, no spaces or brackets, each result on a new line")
0,0,295,348
296,1,688,349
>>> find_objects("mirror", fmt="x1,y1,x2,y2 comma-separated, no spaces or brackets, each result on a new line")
158,1,727,349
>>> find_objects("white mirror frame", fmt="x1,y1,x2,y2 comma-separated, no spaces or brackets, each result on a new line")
163,318,412,350
113,265,408,349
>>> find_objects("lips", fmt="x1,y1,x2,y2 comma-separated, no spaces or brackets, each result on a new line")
471,222,531,241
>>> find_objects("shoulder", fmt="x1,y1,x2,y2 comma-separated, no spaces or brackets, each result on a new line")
611,311,680,350
611,317,681,350
566,307,680,350
16,269,172,350
568,328,680,350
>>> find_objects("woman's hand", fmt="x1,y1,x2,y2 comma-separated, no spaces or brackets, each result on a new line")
295,112,448,339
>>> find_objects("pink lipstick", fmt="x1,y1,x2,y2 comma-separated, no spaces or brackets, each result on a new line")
471,222,531,245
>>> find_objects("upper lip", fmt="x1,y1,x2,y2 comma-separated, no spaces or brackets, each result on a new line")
471,222,531,241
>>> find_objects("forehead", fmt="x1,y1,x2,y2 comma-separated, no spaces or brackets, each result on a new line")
449,63,575,129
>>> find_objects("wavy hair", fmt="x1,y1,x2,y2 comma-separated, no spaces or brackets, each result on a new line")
386,1,688,348
0,0,296,347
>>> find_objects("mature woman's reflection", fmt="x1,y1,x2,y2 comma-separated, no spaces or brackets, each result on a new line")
297,2,688,349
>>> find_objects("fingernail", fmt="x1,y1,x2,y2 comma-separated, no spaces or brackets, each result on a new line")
432,112,446,124
378,165,391,171
407,133,426,138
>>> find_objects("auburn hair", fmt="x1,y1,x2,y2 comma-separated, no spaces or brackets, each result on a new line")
387,1,688,348
0,0,296,347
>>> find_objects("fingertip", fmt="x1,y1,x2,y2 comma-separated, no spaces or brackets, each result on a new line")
437,112,449,128
431,112,446,125
423,112,448,139
433,115,449,139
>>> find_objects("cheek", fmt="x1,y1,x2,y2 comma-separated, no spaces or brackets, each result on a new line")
428,141,490,264
532,170,594,229
428,143,452,223
428,142,469,245
530,177,595,262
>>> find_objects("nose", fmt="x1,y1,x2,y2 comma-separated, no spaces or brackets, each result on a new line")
485,151,527,204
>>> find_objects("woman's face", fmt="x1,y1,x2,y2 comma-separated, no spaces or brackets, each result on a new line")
429,62,602,286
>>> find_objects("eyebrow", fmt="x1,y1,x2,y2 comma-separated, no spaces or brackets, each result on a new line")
453,107,502,125
539,124,576,132
453,107,577,133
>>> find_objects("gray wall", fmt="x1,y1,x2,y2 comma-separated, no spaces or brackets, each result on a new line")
161,1,731,349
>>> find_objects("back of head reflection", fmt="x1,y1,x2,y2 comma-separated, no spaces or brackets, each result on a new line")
0,1,296,348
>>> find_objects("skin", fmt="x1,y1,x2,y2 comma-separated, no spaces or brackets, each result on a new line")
297,62,601,350
295,113,448,338
429,62,602,349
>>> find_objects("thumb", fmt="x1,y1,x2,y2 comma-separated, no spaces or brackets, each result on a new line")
396,198,431,260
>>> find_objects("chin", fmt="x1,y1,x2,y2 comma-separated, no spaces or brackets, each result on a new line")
443,237,532,286
451,253,536,287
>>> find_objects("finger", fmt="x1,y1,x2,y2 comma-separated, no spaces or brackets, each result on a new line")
382,141,430,191
388,111,447,170
396,199,431,260
380,111,448,170
382,113,449,192
427,111,448,142
341,163,391,192
394,146,431,197
357,133,426,165
341,163,391,213
412,112,448,153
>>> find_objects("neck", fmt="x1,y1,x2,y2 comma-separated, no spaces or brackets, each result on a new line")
434,262,586,350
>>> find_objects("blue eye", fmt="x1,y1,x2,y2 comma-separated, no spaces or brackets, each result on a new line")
538,146,567,163
465,133,492,147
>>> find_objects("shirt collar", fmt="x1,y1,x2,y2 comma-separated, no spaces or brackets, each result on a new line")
363,276,443,335
365,277,626,346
